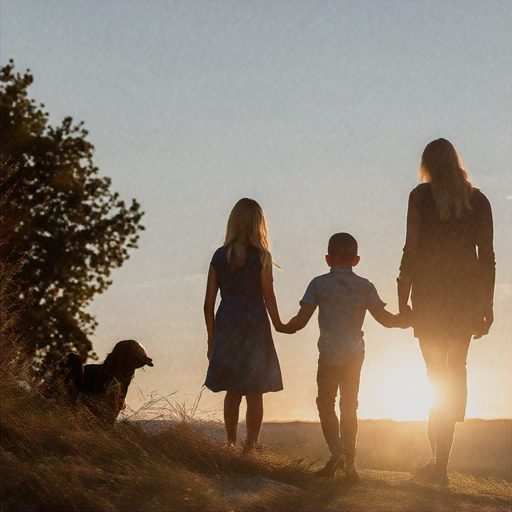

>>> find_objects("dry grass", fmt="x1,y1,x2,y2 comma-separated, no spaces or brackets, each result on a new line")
2,359,511,512
0,359,314,511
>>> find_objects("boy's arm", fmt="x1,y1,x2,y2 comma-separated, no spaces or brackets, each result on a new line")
203,265,219,359
369,306,404,328
279,302,316,334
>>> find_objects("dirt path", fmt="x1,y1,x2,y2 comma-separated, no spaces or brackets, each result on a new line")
211,470,511,512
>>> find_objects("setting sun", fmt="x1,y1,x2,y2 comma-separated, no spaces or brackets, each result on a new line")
360,361,433,422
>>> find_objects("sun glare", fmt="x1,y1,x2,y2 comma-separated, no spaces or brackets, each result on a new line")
360,361,433,421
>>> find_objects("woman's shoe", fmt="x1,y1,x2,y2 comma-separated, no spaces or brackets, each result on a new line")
344,463,360,484
429,469,449,487
413,459,437,478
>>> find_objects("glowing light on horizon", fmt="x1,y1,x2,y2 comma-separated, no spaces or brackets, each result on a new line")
359,361,433,422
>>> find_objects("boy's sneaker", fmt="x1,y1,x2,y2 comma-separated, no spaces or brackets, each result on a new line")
414,460,448,487
315,453,344,478
344,463,360,484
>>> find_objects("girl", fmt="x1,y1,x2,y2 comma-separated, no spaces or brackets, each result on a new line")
204,198,284,450
398,138,495,485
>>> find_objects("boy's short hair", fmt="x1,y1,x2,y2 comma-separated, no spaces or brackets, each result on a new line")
328,233,358,263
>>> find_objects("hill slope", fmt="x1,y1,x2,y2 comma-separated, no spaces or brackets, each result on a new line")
2,385,510,512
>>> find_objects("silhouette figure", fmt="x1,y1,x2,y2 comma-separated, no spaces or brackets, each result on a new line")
279,233,409,482
204,198,284,451
397,138,495,486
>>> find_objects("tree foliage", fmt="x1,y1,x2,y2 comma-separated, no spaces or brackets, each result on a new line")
1,61,144,371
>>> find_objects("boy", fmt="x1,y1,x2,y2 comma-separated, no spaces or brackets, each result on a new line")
279,233,407,482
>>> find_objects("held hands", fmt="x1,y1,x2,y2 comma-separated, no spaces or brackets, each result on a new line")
278,323,298,334
394,313,412,329
396,304,414,329
274,320,297,334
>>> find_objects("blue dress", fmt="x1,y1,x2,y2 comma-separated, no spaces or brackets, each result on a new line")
205,245,283,395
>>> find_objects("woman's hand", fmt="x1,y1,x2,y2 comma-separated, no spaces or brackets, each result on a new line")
395,313,412,329
399,304,413,321
473,309,494,339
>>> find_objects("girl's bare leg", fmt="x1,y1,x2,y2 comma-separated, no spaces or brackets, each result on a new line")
224,392,242,446
245,393,263,449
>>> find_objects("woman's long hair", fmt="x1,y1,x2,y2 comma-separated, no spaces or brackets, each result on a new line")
224,198,272,269
420,138,473,220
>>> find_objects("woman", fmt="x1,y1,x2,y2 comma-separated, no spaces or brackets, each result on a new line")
397,138,495,485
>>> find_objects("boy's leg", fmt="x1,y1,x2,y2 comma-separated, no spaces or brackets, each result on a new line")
224,392,242,446
338,351,364,466
316,363,343,456
245,393,263,450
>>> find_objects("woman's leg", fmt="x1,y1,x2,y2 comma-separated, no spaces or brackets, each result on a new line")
435,335,471,473
419,338,447,462
224,392,242,446
419,335,471,481
427,410,437,461
245,393,263,449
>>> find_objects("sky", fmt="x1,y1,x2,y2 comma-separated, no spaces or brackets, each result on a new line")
2,1,511,422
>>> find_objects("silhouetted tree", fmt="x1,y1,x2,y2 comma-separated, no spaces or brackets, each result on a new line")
1,61,144,372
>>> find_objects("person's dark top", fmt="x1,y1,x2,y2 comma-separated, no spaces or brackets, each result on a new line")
205,245,283,395
400,183,495,337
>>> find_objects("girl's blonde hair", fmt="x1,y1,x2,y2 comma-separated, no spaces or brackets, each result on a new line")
224,198,272,269
420,138,473,220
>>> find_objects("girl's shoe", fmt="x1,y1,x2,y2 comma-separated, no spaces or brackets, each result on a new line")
242,442,264,453
222,441,237,451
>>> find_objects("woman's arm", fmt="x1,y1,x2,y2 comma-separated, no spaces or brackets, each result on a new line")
474,193,496,337
398,191,420,314
203,265,219,359
261,262,284,331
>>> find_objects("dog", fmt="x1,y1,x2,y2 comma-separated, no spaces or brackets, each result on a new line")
45,340,153,425
42,352,84,404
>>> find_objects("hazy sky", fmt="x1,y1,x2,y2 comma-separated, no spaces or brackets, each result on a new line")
2,1,510,421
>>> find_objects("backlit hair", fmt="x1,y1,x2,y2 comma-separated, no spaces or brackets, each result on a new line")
224,198,272,269
419,138,472,220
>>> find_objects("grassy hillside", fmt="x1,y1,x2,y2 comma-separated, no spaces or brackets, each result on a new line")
2,373,510,512
1,251,509,511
